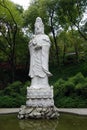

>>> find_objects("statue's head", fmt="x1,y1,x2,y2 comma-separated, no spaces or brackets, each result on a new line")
35,17,44,35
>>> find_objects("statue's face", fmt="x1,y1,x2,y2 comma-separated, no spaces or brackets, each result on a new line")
35,17,44,35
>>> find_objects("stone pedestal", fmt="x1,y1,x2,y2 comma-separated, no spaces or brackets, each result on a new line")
26,86,54,107
18,86,59,119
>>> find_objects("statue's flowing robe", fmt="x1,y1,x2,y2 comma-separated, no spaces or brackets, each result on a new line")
29,34,51,78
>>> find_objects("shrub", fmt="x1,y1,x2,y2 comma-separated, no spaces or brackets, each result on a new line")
0,81,30,107
75,82,87,98
54,79,75,97
0,95,26,108
0,90,4,96
55,96,87,108
64,54,76,64
20,81,30,96
69,72,85,85
7,81,23,93
0,96,16,108
3,81,23,96
54,78,65,87
3,87,13,96
55,97,78,108
54,72,87,107
1,72,87,108
64,81,75,96
54,78,65,97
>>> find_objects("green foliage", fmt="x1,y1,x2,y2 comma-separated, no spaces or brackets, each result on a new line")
54,79,75,97
0,0,23,25
64,54,77,64
15,32,29,64
0,96,16,108
54,78,65,97
0,0,25,82
69,72,85,85
0,71,87,108
54,72,87,107
20,81,30,96
55,96,87,108
0,81,30,108
75,82,87,98
3,81,23,97
0,95,25,108
7,81,23,92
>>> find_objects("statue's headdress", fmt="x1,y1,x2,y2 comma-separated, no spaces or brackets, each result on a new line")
35,17,44,34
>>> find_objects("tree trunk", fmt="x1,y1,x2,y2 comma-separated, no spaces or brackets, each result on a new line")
9,48,16,82
74,42,79,63
50,11,60,65
52,28,60,65
71,27,79,63
63,44,66,64
0,0,18,82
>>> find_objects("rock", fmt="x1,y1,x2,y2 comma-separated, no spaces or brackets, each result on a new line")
18,113,25,119
18,107,59,119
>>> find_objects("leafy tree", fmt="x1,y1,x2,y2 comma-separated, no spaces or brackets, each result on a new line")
58,30,86,64
0,0,23,82
58,0,87,40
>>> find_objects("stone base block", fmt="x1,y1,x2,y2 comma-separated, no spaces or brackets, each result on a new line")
18,105,59,119
26,86,54,107
27,86,53,99
26,98,54,107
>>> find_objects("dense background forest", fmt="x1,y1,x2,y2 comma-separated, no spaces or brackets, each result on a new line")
0,0,87,108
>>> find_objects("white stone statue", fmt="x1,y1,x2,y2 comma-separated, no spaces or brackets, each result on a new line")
18,17,59,119
29,17,52,88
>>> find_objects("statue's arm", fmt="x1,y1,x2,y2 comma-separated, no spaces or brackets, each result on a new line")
34,44,42,50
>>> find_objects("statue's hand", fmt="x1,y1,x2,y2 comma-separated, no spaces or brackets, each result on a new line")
34,45,42,50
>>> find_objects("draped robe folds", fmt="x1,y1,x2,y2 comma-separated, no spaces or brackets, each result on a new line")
29,34,51,78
